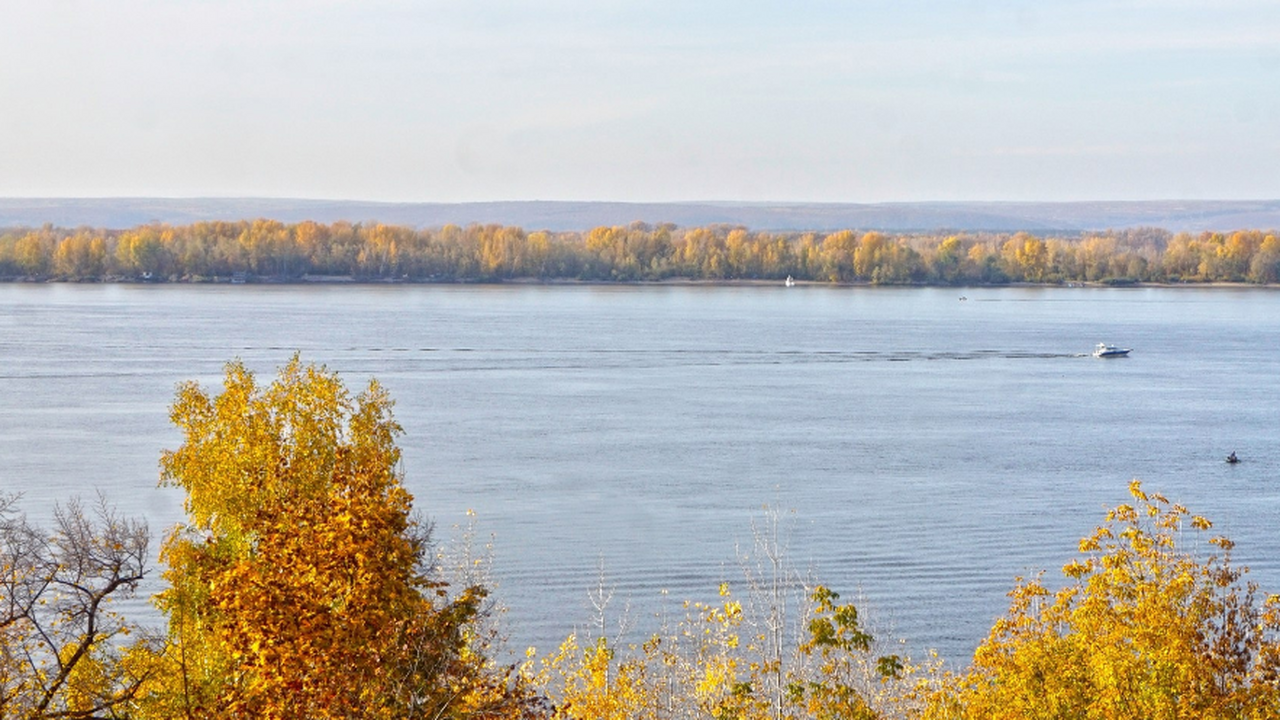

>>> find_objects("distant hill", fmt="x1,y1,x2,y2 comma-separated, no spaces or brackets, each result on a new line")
2,198,1279,233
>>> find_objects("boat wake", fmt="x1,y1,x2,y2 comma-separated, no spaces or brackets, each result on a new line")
259,347,1110,374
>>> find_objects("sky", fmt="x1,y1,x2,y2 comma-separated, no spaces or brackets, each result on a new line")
1,1,1278,203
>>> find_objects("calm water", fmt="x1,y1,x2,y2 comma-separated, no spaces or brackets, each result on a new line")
2,283,1278,663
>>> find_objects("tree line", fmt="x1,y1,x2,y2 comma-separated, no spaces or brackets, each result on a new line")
4,358,1280,719
2,220,1279,285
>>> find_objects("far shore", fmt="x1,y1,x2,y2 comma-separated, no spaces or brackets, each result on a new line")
1,275,1275,289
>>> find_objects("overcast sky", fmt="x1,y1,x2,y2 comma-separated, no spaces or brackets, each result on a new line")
2,1,1277,202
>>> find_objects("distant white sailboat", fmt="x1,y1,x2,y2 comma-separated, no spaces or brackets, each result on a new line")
785,275,795,287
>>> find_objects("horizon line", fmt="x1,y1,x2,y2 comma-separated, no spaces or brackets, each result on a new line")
3,196,1280,206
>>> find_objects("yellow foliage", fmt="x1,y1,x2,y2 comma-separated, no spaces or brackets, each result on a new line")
535,579,933,720
145,356,541,720
0,496,160,720
926,481,1280,719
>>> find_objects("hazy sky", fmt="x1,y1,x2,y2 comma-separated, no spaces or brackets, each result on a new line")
2,1,1277,202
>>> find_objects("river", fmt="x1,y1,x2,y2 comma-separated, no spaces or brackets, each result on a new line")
1,283,1277,663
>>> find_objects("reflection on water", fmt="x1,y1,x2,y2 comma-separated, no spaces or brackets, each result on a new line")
2,283,1278,663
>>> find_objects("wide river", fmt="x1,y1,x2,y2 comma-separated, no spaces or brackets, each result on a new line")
2,283,1277,664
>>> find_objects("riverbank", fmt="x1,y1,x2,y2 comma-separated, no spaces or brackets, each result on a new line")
1,274,1274,289
6,219,1279,286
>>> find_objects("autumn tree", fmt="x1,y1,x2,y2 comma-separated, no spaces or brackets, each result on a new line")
1249,234,1280,284
676,227,729,279
8,217,1280,284
114,227,173,279
815,230,855,282
147,357,542,720
52,233,108,279
537,580,929,720
0,493,161,719
11,231,55,278
536,509,929,720
926,236,966,284
926,480,1280,719
1000,233,1048,283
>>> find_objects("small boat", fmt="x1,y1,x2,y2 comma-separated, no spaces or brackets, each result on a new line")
1226,451,1239,464
785,275,795,287
1093,343,1131,358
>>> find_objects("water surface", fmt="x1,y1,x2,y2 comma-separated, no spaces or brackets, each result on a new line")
2,283,1277,663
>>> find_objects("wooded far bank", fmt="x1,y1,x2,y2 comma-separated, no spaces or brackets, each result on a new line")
3,220,1279,285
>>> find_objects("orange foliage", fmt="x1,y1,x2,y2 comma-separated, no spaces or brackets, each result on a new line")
926,481,1280,719
148,357,541,720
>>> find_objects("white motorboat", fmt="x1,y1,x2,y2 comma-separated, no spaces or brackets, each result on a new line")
1093,343,1131,358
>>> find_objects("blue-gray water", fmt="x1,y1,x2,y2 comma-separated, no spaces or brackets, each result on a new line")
2,283,1278,664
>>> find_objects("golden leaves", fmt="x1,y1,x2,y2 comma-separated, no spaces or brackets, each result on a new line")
1062,559,1091,579
536,577,926,720
150,357,538,720
929,482,1280,719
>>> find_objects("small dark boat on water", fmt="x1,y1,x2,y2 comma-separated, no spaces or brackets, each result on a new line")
1226,451,1239,464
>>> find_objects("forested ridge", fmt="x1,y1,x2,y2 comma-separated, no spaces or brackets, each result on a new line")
3,220,1280,285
